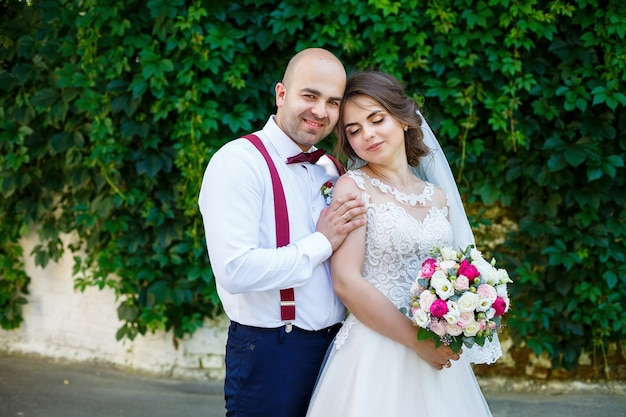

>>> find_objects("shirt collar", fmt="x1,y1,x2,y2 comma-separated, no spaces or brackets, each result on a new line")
263,115,320,163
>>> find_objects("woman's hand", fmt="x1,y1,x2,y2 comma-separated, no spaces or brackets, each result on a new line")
413,340,462,370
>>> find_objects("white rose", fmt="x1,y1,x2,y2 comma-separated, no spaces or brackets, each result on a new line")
496,284,508,298
473,260,498,285
485,308,496,320
440,246,457,260
439,260,457,272
462,320,481,337
497,268,512,284
469,248,483,261
457,292,479,313
413,309,430,328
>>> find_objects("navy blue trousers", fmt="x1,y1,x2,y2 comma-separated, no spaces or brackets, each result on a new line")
224,321,341,417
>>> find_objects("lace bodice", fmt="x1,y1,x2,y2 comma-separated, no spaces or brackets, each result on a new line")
335,169,503,364
349,169,453,310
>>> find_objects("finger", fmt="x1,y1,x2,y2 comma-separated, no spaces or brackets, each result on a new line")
333,196,366,214
341,217,366,232
331,192,359,207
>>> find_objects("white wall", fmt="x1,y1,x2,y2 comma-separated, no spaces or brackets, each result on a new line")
0,232,228,380
3,233,527,383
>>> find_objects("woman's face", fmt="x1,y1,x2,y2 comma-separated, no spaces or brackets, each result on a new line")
342,95,407,164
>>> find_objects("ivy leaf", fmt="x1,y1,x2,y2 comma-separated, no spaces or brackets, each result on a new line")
477,183,501,205
106,79,128,93
30,88,59,107
50,132,77,154
563,147,587,167
0,71,16,91
16,35,34,58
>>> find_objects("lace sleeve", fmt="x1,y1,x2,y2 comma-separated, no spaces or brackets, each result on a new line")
346,170,366,190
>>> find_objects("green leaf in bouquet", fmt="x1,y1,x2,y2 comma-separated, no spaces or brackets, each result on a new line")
448,337,463,355
417,327,438,344
417,328,464,354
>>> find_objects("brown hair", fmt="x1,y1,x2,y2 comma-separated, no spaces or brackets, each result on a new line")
334,71,429,167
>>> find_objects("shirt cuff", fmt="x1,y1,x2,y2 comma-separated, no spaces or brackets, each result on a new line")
298,231,333,266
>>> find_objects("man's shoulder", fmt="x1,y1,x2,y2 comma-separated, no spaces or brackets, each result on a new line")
212,133,264,157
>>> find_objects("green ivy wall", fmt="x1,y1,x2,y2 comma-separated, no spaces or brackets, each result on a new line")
1,0,624,374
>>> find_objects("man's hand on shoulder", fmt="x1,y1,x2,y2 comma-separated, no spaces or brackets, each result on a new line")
316,177,367,251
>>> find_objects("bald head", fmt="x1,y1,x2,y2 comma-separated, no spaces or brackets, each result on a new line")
274,48,347,150
282,48,345,87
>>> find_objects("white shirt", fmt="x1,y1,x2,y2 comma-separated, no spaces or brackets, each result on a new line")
198,116,346,330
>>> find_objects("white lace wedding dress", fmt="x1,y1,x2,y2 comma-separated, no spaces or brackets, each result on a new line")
306,169,493,417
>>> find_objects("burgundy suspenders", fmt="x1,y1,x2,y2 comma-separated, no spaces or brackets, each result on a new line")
243,134,296,331
242,133,345,332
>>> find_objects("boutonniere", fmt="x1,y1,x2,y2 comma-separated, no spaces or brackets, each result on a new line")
321,181,334,205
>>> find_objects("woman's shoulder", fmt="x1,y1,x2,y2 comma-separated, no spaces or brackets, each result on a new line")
339,169,367,191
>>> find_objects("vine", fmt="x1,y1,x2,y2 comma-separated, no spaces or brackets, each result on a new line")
1,0,624,372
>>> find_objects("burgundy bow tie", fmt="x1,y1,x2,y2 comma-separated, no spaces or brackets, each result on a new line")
286,148,326,164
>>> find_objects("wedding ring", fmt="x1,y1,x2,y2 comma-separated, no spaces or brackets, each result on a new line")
342,213,349,221
444,360,451,368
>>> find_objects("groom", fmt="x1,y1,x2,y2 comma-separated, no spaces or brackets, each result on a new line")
199,48,367,417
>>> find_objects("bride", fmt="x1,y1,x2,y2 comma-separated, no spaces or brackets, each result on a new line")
305,71,499,417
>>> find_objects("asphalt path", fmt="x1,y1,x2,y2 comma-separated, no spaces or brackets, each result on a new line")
1,354,625,417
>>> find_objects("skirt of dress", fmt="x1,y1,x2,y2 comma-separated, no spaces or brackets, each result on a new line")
306,316,493,417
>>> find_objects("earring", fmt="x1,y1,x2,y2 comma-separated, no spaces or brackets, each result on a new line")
403,126,408,131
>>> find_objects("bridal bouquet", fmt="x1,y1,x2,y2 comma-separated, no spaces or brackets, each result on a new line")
409,245,512,354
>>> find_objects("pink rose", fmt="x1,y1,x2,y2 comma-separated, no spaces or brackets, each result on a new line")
458,312,475,328
429,318,448,336
420,258,437,278
492,296,507,316
446,322,463,336
477,284,497,303
458,259,480,280
419,291,437,311
430,299,449,318
454,275,469,291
